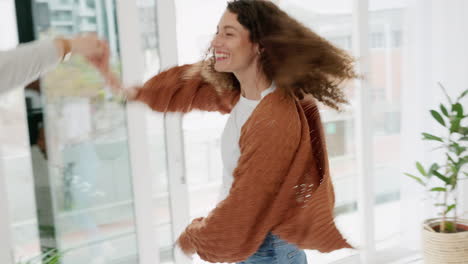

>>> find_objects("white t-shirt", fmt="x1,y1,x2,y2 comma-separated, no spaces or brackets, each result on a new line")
218,83,277,201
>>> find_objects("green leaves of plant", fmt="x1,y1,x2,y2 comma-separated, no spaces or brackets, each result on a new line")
16,248,63,264
440,104,449,117
450,117,461,133
444,221,457,233
404,162,442,186
406,85,467,228
422,133,443,142
432,170,451,185
430,89,467,136
430,187,447,192
431,110,446,127
452,103,463,118
416,162,426,176
449,142,466,156
428,163,440,177
404,173,425,186
457,89,468,101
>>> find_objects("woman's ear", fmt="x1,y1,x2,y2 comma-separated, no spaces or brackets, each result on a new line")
254,43,263,55
256,43,265,55
252,43,260,55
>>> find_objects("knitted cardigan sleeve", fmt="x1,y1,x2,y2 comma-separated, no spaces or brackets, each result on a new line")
134,62,239,114
176,94,302,262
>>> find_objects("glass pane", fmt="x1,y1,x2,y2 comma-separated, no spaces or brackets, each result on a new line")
1,88,42,262
0,1,42,262
278,1,359,262
368,0,409,253
176,1,234,263
176,0,228,222
134,0,174,262
24,0,140,263
184,112,228,219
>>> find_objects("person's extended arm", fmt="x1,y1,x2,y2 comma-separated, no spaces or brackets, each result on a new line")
0,39,59,93
0,35,106,94
94,60,240,114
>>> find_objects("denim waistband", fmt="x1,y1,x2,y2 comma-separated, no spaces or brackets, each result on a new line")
259,233,289,249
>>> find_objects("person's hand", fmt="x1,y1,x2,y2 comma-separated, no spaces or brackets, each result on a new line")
175,235,196,257
99,73,140,101
173,217,203,258
84,40,110,75
56,34,110,74
69,34,108,60
85,51,140,100
120,85,140,101
97,71,138,100
74,37,123,96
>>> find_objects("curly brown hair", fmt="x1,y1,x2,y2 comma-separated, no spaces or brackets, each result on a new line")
206,0,358,110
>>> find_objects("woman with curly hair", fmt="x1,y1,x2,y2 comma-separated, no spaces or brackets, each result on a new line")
98,0,358,263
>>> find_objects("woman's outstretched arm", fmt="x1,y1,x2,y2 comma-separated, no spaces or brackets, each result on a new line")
100,61,240,114
134,62,239,114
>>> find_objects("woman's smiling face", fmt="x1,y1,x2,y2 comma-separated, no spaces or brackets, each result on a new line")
211,11,259,73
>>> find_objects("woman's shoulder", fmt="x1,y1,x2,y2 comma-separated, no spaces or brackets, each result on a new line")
259,90,301,120
242,91,302,141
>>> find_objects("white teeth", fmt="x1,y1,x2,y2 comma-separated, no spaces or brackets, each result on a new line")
215,53,229,59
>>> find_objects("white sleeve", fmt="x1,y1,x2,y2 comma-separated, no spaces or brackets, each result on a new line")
0,39,61,94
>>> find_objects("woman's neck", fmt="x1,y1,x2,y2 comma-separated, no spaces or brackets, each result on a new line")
234,65,271,100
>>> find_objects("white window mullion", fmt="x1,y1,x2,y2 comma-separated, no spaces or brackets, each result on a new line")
155,0,191,263
353,0,375,263
1,0,20,263
115,1,159,264
164,114,191,264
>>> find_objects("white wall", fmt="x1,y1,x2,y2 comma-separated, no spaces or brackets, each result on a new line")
430,0,468,221
175,0,226,65
401,0,468,250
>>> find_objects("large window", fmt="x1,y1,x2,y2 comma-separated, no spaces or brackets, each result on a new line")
1,0,141,263
1,87,40,263
3,1,467,264
176,0,229,223
135,0,175,262
278,1,359,262
368,0,408,253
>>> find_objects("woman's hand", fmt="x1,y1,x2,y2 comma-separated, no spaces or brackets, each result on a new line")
107,81,140,101
68,35,140,101
176,234,196,257
103,75,140,101
122,85,140,100
175,217,203,258
79,44,133,99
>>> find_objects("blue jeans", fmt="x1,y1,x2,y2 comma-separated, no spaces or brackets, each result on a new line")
237,233,308,264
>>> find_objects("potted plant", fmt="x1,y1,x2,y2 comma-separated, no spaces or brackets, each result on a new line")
16,248,63,264
405,84,468,263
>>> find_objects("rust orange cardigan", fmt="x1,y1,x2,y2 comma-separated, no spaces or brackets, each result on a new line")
134,61,352,262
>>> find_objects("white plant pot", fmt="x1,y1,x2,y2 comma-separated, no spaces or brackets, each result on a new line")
422,218,468,264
